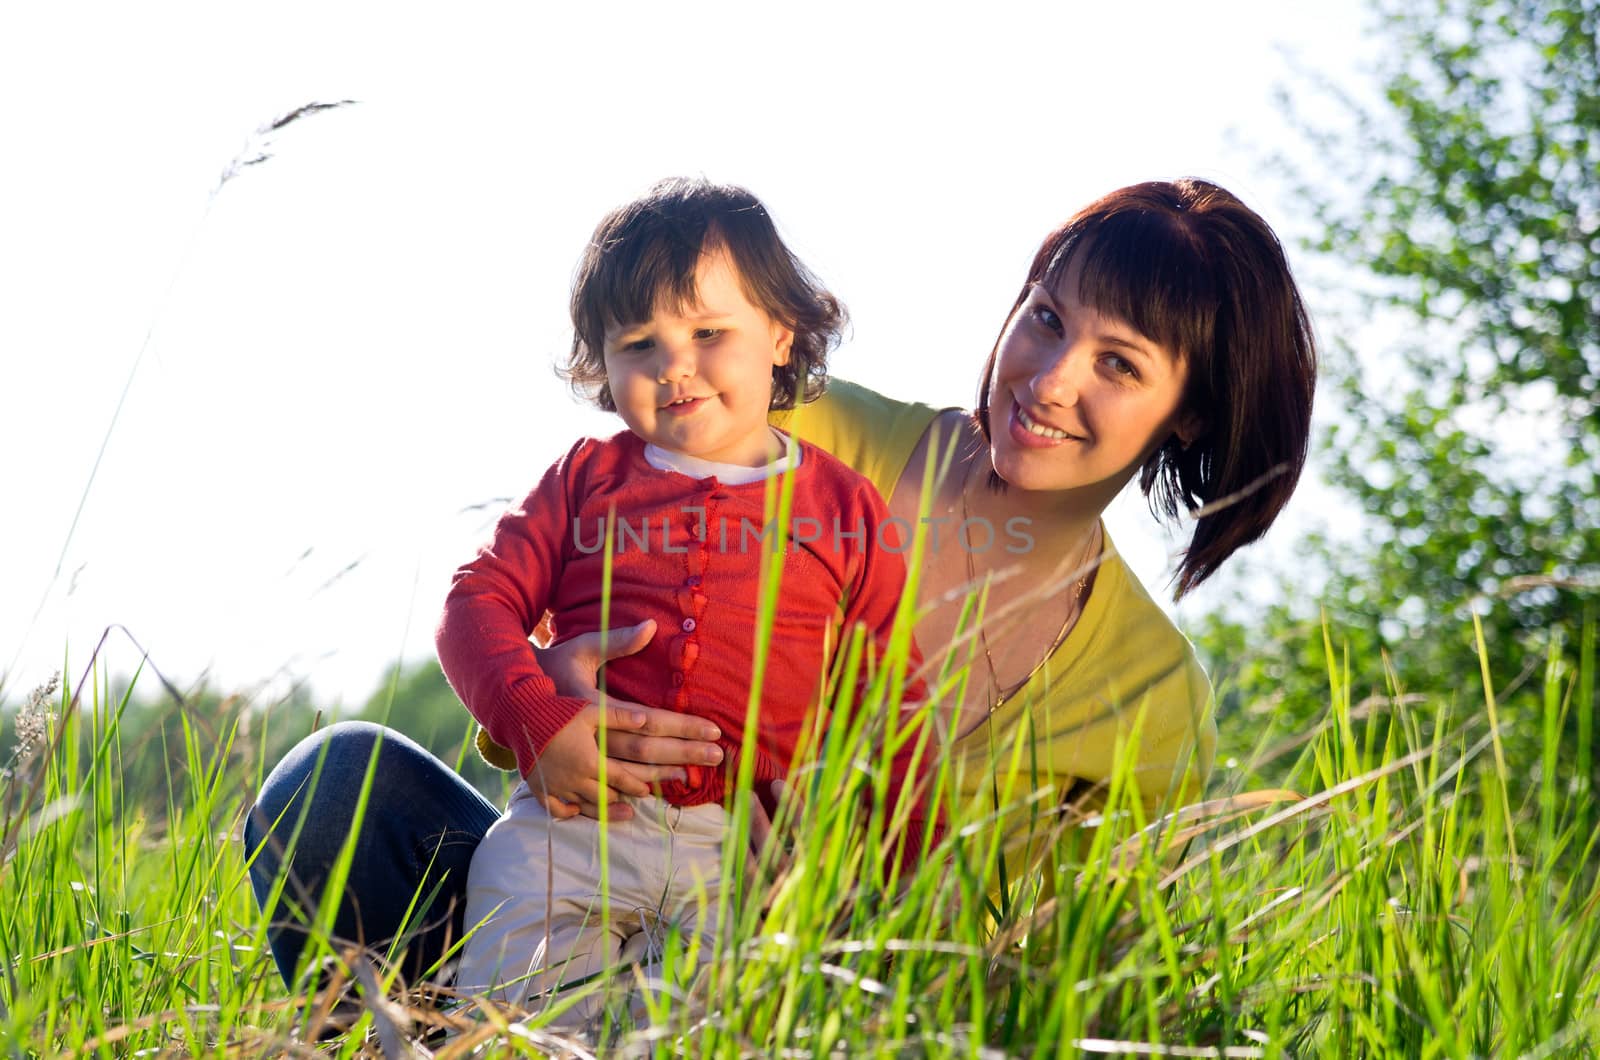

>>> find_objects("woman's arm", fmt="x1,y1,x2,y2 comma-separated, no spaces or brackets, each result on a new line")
529,621,726,821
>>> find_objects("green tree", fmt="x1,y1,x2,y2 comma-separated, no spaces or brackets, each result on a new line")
1316,0,1596,658
1203,0,1598,787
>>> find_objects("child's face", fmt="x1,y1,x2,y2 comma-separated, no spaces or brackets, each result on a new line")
603,247,794,467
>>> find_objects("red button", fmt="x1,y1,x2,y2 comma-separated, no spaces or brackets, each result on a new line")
681,618,697,633
668,637,700,670
671,672,685,687
686,575,702,588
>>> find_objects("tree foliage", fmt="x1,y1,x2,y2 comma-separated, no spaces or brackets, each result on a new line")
1202,0,1599,782
1316,0,1598,662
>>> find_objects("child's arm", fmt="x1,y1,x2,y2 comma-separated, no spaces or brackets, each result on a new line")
436,440,619,783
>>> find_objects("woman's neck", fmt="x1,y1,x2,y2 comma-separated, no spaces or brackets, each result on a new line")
955,442,1108,563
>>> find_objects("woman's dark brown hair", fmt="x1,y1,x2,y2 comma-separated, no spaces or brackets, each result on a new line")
566,177,845,411
976,179,1317,598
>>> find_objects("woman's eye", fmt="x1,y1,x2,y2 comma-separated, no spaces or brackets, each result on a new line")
1106,354,1139,378
1031,306,1063,334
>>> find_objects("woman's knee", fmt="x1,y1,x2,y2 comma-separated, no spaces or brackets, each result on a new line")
246,720,498,862
254,721,433,811
246,722,411,859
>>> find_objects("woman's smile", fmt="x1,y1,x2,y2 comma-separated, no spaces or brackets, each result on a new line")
1010,403,1080,444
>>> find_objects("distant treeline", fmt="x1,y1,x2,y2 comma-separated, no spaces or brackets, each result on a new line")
1,661,515,824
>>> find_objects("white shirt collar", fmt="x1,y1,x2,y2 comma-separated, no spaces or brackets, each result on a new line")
642,430,801,485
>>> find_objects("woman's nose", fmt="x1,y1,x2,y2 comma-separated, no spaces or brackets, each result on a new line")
1029,346,1089,407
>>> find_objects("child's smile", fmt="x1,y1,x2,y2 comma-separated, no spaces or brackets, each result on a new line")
659,394,710,416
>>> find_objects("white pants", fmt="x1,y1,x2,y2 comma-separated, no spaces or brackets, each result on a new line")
457,786,728,1018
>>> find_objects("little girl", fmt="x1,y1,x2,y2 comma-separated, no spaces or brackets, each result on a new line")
436,178,932,1013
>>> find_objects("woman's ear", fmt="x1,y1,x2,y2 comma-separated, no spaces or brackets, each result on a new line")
773,325,795,366
1174,411,1206,449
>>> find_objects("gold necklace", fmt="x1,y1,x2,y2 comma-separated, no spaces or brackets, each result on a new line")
958,456,1098,712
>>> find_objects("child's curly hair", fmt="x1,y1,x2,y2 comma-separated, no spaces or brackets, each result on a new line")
565,177,846,411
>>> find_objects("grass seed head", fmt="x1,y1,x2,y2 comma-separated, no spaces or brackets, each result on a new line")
9,671,59,763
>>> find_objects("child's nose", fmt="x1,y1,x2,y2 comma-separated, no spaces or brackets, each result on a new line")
655,342,697,383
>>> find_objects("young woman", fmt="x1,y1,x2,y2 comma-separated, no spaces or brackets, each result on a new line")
245,178,1315,989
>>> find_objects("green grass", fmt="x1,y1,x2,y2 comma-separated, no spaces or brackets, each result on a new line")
3,611,1598,1058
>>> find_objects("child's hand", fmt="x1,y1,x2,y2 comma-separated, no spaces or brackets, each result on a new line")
533,619,725,821
527,703,678,820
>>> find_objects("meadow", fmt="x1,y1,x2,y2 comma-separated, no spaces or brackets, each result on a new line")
7,0,1595,1048
3,604,1597,1058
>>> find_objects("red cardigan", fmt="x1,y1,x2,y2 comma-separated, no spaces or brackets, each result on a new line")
436,431,926,812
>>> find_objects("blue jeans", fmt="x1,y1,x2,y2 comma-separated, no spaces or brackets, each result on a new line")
243,721,501,988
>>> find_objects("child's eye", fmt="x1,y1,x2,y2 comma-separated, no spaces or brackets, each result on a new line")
693,328,724,342
622,337,655,353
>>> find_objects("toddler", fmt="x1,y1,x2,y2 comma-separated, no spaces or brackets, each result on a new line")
437,178,931,1014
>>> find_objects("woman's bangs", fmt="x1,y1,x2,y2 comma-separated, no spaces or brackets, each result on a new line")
1043,215,1215,363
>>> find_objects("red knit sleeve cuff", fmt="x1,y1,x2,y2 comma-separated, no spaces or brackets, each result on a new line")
482,685,590,778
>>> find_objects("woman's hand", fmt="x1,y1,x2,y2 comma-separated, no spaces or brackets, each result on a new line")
747,778,799,870
533,619,726,821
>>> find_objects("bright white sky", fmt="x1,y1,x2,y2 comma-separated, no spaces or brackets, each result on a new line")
1,1,1370,711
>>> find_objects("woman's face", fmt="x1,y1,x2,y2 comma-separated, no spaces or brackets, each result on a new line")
986,254,1194,496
